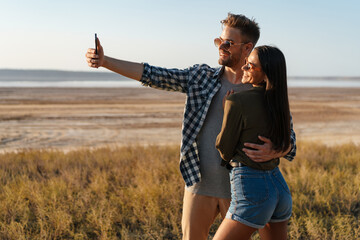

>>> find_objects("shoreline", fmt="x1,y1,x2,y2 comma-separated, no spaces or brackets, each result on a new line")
1,80,360,88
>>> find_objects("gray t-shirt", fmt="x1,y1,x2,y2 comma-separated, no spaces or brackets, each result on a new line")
186,77,252,199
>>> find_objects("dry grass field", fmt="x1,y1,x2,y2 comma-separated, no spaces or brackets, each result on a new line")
0,143,359,239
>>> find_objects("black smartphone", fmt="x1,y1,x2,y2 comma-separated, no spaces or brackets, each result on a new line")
95,33,98,54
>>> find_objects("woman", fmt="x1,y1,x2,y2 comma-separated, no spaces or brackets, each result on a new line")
214,46,292,240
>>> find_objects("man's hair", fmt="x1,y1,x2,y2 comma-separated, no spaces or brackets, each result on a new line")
221,13,260,46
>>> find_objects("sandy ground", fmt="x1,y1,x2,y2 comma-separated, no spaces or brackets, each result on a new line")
0,87,359,152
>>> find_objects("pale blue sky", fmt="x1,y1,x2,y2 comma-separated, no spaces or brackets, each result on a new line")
1,0,359,76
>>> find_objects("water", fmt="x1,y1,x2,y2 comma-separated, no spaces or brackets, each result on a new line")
287,79,360,88
0,70,359,88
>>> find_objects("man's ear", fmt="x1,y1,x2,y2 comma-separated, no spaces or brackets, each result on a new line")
246,42,254,54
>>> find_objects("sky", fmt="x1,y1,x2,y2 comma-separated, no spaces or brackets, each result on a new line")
1,0,359,77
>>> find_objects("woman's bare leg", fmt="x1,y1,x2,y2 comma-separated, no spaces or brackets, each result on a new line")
213,218,256,240
258,221,288,240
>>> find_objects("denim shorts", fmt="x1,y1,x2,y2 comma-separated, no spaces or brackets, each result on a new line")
225,165,292,229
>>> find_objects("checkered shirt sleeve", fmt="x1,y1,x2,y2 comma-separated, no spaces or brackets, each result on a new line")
140,63,189,93
284,114,297,161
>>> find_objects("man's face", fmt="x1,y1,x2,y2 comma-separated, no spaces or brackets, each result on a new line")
217,26,248,69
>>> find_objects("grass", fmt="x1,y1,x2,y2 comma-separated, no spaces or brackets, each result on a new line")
0,142,359,239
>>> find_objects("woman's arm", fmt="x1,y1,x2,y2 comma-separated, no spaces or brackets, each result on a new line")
215,99,242,162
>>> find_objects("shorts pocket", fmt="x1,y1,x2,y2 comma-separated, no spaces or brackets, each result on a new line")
273,171,291,194
238,174,269,205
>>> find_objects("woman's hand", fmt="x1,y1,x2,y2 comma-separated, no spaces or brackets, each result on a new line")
222,89,234,108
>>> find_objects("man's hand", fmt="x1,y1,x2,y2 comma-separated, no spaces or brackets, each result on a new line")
86,38,104,68
242,136,291,162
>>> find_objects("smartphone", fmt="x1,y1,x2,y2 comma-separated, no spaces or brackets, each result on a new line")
95,33,98,54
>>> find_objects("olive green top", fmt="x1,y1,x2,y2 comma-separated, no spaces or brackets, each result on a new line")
215,86,279,170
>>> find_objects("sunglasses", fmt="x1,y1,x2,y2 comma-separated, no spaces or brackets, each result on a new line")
243,58,262,72
214,37,246,50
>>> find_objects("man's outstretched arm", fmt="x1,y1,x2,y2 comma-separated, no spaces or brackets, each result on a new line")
86,38,190,93
85,38,144,81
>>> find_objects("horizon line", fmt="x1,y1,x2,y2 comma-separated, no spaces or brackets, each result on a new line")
0,68,359,79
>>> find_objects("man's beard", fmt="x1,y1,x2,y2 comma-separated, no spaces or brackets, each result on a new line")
218,58,231,66
218,54,239,67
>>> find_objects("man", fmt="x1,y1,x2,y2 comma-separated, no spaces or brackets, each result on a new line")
85,13,296,240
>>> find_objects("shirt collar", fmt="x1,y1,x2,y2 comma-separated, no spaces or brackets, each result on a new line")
213,66,225,81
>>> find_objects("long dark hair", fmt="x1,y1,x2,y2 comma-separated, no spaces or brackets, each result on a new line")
255,45,290,152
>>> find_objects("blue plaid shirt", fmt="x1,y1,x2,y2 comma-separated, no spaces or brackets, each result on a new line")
140,63,297,187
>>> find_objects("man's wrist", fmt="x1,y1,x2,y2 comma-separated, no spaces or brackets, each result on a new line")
102,56,110,68
278,145,292,158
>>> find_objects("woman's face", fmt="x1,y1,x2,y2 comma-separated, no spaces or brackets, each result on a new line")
241,50,266,86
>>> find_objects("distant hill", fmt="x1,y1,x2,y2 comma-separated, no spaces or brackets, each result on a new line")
0,69,359,82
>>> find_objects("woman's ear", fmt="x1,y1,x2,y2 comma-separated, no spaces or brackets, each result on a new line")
264,75,272,90
264,75,268,83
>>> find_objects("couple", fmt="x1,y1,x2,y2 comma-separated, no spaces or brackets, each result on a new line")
86,13,296,240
